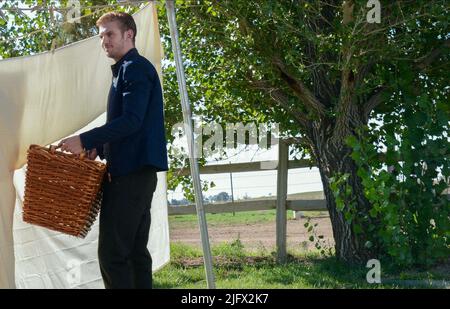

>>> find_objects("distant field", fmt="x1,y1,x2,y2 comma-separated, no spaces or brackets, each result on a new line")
169,210,277,227
169,209,328,228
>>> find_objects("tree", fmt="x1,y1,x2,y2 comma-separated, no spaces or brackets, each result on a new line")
211,191,230,202
157,0,449,263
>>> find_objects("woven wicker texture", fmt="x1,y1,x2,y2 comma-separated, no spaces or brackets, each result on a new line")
23,144,107,238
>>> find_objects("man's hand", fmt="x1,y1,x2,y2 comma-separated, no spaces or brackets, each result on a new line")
58,135,84,155
87,149,98,160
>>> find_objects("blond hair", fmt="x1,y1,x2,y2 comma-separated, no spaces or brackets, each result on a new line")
96,12,137,43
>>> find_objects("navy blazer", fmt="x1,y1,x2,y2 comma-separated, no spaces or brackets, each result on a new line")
80,48,168,177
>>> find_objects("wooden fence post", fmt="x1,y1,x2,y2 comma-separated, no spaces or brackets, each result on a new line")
276,140,289,263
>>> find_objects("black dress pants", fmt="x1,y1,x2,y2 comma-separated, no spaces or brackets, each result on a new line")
98,166,158,289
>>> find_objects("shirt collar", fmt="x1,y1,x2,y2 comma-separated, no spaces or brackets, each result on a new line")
111,48,138,77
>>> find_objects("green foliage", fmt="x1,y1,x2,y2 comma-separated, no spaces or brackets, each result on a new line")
329,171,370,246
156,1,450,226
170,242,202,260
344,73,450,266
212,238,246,260
304,217,333,257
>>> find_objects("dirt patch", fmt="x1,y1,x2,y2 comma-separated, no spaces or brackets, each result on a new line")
169,216,335,252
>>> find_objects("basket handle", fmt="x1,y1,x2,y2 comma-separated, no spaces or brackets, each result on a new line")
49,144,87,160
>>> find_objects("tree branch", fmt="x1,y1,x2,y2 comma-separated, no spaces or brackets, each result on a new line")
415,39,450,70
354,60,375,90
271,56,326,117
363,85,388,118
248,78,310,129
332,67,359,144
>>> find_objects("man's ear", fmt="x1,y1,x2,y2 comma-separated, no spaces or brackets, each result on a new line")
126,29,134,41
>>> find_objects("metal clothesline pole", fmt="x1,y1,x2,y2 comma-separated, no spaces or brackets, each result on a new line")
165,0,216,289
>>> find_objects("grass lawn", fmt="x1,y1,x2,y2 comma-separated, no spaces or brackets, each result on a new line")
153,241,450,289
169,209,328,228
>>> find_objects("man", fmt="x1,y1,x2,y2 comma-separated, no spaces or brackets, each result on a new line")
59,12,168,289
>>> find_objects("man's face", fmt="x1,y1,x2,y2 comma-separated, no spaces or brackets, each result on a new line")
99,21,131,61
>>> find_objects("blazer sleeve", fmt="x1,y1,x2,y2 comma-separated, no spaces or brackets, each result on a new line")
79,62,153,150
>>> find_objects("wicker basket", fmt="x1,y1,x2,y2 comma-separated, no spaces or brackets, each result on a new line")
23,144,107,238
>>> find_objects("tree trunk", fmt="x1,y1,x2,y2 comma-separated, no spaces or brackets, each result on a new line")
308,120,374,264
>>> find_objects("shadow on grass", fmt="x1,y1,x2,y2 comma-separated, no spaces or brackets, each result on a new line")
154,253,382,289
154,242,449,289
242,254,374,288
